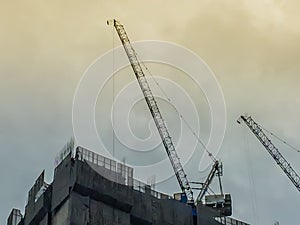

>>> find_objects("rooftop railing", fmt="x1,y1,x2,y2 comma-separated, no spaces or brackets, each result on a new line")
215,217,250,225
76,146,172,200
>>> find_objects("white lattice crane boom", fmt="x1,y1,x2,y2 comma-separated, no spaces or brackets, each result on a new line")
238,115,300,192
108,19,194,203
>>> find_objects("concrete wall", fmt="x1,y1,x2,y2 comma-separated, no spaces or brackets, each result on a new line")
7,209,22,225
68,192,131,225
73,159,194,225
196,204,223,225
11,148,226,225
52,199,69,225
23,184,52,225
39,214,48,225
52,154,75,212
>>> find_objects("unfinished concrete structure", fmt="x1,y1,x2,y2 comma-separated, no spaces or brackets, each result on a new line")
7,146,249,225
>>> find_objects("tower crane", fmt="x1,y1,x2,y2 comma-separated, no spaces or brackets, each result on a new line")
191,160,232,217
238,115,300,192
195,160,223,205
107,19,194,203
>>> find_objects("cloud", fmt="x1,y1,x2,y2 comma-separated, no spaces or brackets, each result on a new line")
1,1,299,224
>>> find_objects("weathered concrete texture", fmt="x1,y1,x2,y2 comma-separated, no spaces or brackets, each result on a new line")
24,184,52,225
7,209,22,225
158,199,194,225
52,199,69,225
74,159,134,213
72,157,194,225
69,192,131,225
51,155,76,212
87,160,127,185
196,204,224,225
38,214,48,225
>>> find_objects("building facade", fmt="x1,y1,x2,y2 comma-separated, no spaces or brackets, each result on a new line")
7,146,248,225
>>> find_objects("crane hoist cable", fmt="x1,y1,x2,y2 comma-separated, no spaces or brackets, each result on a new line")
130,33,217,163
242,128,259,225
260,125,300,153
112,22,116,158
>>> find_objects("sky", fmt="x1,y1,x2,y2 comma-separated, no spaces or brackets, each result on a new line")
1,0,300,224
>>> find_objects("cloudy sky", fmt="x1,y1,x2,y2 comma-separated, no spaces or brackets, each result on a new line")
1,0,300,224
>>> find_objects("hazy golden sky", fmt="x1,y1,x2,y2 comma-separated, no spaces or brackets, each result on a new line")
1,0,300,121
1,1,300,224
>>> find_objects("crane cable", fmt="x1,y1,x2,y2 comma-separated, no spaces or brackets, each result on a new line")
133,53,217,163
112,25,115,158
243,127,260,225
259,125,300,153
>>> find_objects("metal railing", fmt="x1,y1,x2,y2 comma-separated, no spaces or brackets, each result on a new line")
76,147,172,200
132,179,171,199
215,217,250,225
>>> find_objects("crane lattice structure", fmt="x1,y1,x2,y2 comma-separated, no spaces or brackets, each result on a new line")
195,160,223,205
238,115,300,192
108,19,194,203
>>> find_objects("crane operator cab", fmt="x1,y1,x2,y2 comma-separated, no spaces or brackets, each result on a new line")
204,194,232,216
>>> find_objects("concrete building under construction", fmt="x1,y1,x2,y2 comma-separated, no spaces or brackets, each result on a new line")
7,146,249,225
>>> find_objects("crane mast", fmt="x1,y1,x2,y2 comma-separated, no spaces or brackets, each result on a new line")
108,19,194,203
195,160,223,205
238,115,300,192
